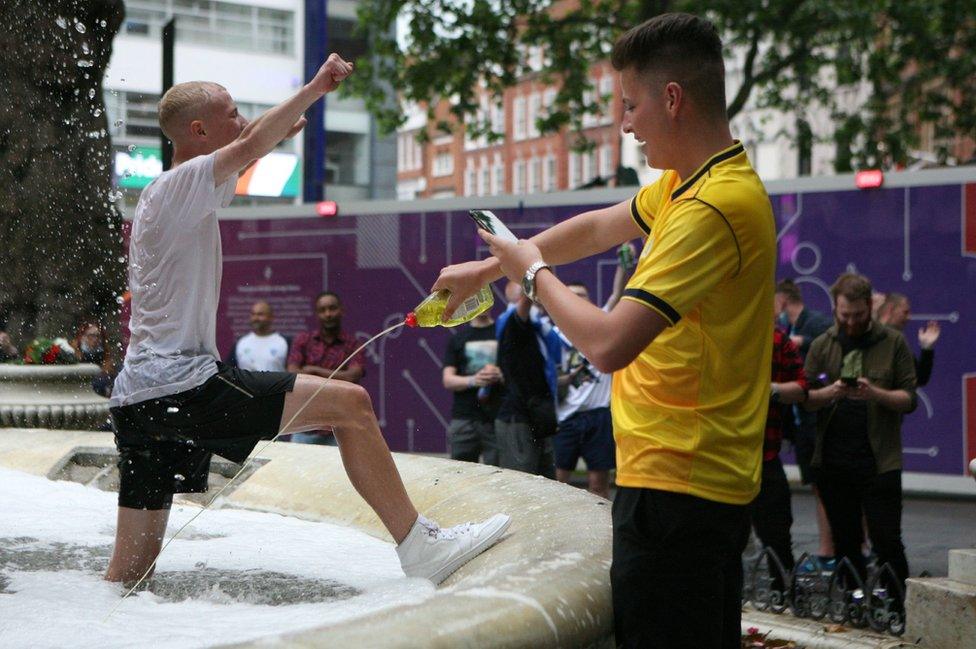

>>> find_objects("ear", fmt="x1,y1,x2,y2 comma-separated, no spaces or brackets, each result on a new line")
664,81,683,118
190,119,207,138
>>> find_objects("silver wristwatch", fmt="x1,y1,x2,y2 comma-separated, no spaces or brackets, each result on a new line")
522,260,552,304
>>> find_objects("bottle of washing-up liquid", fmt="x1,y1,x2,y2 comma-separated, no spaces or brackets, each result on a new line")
405,287,494,328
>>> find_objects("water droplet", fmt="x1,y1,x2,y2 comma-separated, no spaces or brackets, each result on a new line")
77,60,93,68
100,19,107,27
117,256,126,262
75,22,86,34
167,407,180,414
88,88,96,99
82,42,90,54
127,144,136,152
123,171,132,178
92,108,102,117
114,119,124,127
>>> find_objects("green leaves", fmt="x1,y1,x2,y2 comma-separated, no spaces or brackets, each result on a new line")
347,0,976,170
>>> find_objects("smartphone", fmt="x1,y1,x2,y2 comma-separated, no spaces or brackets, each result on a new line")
468,209,518,243
841,376,859,387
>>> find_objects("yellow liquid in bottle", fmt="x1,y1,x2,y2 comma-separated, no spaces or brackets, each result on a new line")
412,287,494,327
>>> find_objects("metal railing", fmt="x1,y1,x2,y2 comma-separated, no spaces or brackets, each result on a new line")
742,546,906,636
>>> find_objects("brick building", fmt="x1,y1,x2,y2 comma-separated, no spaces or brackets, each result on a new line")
397,60,630,200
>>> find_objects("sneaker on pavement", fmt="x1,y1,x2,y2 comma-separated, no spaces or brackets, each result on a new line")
396,513,512,585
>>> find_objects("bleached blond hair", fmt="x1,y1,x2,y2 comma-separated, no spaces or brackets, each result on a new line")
158,81,226,141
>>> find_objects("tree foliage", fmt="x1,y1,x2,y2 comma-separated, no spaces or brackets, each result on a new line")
345,0,976,170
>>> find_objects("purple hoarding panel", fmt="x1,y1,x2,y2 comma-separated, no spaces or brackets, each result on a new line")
773,184,975,476
216,182,975,476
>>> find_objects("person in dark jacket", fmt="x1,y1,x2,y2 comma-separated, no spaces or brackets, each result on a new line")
804,273,917,600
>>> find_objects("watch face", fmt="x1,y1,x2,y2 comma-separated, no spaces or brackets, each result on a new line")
521,274,533,301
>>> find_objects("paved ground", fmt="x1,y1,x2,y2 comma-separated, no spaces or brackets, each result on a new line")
787,488,976,578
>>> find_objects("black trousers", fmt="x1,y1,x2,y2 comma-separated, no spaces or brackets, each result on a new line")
816,468,908,591
751,456,795,588
611,487,750,649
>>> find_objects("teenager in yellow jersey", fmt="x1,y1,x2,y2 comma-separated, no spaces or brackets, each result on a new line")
433,13,775,648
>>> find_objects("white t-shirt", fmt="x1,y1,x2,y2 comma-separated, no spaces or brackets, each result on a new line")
232,332,289,372
111,152,237,407
555,305,613,422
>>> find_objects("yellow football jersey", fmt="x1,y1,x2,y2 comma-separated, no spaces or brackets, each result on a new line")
612,141,776,504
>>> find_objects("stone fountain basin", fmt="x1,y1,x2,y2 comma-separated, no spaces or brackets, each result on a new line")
0,429,613,648
0,364,109,429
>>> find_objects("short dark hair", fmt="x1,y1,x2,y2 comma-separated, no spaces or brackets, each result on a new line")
611,13,727,118
878,293,908,319
830,273,872,306
775,279,803,304
315,291,341,305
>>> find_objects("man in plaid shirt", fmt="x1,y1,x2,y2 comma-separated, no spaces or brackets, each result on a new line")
752,326,808,588
286,291,366,443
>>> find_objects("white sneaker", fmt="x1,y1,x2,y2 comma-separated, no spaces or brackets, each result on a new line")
396,513,512,585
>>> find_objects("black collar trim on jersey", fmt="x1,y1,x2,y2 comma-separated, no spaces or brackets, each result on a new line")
670,141,745,201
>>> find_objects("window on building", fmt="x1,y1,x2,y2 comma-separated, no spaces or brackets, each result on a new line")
512,160,525,194
464,163,476,197
413,137,422,170
584,149,598,182
582,89,597,127
568,152,581,188
433,152,454,177
492,158,504,195
544,155,557,192
600,144,614,178
528,157,542,193
599,75,615,125
513,97,527,141
491,101,505,137
528,93,541,138
123,0,295,56
542,89,557,116
479,162,490,196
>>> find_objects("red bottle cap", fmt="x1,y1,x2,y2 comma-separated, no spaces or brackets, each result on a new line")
404,312,418,328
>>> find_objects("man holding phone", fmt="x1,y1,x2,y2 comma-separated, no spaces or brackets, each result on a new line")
436,14,775,647
803,272,917,604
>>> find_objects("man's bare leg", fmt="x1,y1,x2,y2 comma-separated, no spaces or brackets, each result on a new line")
587,470,611,500
105,507,170,582
555,468,573,484
279,375,418,543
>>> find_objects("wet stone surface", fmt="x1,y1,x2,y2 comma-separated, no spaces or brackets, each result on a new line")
0,537,360,605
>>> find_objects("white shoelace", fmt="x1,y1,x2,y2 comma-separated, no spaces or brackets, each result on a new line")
419,517,472,541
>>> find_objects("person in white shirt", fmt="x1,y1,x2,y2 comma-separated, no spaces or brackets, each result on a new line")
552,247,633,499
105,53,510,587
226,301,289,372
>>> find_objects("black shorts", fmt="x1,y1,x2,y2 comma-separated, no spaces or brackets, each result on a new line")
111,363,296,510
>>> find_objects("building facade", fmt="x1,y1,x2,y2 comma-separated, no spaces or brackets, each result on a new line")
106,0,394,209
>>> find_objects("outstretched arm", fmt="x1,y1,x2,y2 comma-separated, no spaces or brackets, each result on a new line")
214,53,353,185
432,199,643,317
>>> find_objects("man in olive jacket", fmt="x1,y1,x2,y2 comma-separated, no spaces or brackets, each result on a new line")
803,273,916,597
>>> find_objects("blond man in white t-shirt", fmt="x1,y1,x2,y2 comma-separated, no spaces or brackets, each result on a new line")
105,54,509,587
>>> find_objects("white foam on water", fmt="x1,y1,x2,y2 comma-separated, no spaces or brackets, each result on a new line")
0,467,435,648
